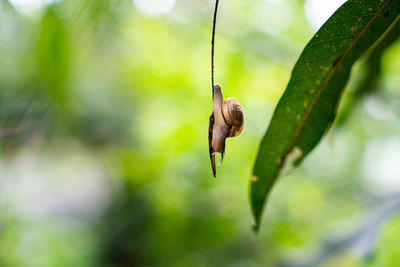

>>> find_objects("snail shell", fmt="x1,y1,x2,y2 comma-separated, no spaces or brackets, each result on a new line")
222,97,244,138
209,84,244,177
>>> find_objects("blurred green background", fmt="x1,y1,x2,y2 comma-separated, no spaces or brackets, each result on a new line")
1,0,400,266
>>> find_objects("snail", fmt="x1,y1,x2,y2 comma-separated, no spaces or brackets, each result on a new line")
209,84,244,177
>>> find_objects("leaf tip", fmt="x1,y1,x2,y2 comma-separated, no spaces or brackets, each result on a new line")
251,219,260,233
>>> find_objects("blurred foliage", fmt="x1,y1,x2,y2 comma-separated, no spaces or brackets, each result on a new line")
337,17,400,125
0,0,399,267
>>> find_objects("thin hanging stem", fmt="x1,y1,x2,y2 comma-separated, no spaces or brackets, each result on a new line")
211,0,220,96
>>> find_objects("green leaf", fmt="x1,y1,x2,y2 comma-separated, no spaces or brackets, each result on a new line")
249,0,400,232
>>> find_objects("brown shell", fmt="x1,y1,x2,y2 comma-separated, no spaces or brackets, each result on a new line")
222,97,244,137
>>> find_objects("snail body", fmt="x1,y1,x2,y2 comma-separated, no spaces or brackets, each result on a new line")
209,84,244,177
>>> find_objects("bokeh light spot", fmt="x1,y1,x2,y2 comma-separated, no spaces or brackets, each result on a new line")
304,0,347,30
363,139,400,193
133,0,176,16
9,0,58,15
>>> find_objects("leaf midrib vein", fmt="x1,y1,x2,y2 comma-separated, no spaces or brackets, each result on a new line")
284,0,392,157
